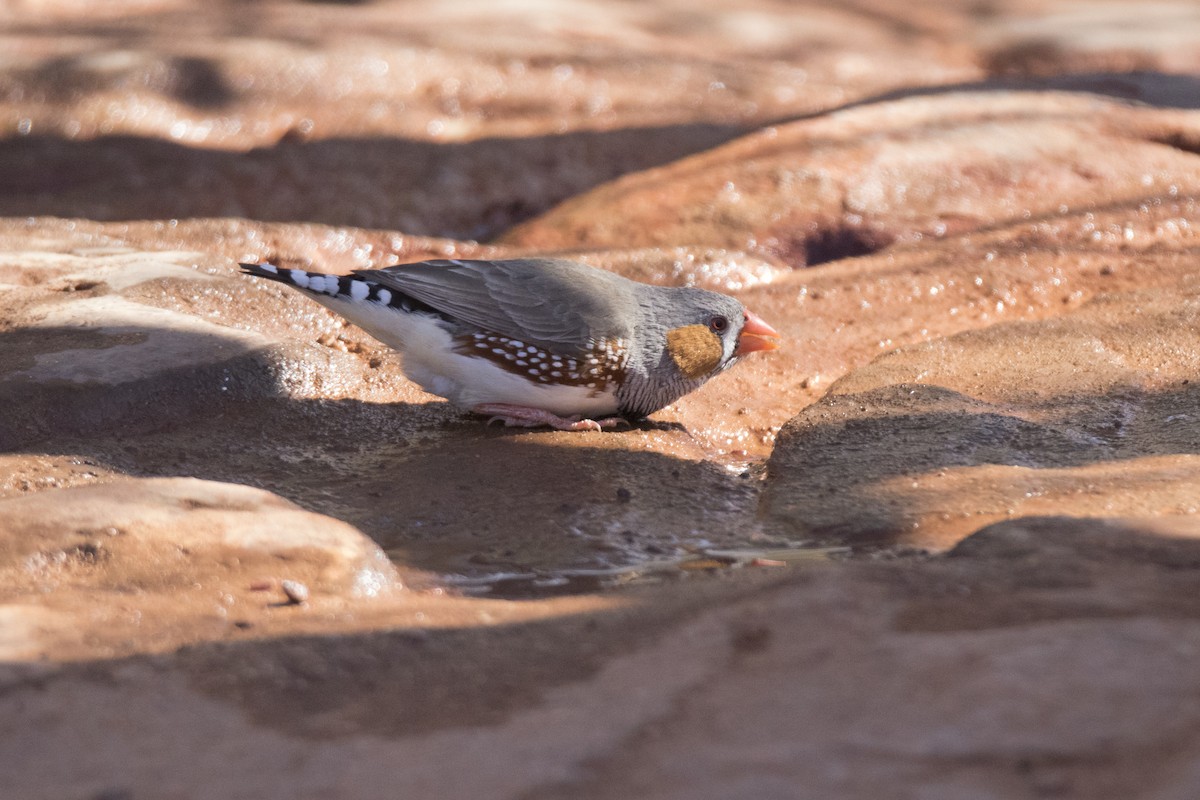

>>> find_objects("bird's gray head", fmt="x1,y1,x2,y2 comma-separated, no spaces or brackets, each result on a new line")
652,287,779,381
616,285,780,417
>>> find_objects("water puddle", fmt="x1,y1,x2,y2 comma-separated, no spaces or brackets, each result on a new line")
437,545,850,600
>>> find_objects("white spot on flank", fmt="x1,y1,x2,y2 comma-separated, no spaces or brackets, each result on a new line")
492,348,506,355
529,368,540,375
377,289,392,305
515,359,528,366
289,270,310,289
349,280,370,301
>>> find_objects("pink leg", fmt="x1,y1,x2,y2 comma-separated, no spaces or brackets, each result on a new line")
471,404,626,432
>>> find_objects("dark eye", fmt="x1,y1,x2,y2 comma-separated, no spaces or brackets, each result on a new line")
708,315,729,334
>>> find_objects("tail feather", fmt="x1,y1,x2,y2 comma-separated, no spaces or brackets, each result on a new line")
239,262,432,314
240,262,356,297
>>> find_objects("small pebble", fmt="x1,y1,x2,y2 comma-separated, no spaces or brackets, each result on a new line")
280,580,309,605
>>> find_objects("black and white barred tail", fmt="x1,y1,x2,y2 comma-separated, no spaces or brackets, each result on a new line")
239,262,431,315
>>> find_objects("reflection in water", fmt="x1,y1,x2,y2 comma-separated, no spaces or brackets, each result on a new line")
434,545,849,600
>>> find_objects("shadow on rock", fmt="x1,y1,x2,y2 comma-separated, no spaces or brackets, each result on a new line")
12,52,235,109
782,70,1200,126
7,503,1200,797
0,314,451,453
1,305,764,581
1,563,748,747
892,515,1200,633
762,382,1200,550
37,393,762,579
0,324,301,451
0,123,750,240
172,592,696,740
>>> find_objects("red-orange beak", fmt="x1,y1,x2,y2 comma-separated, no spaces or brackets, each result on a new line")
735,310,782,356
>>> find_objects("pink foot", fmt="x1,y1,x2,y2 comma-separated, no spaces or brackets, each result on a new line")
471,404,626,432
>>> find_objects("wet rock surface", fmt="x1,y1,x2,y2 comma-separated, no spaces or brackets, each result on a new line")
3,1,1200,798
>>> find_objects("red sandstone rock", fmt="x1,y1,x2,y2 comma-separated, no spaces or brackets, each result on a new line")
503,92,1200,266
764,260,1200,550
3,1,1200,798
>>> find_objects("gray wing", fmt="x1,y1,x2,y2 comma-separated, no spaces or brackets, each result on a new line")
353,258,634,354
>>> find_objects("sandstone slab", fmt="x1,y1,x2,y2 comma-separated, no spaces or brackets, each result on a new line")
0,256,314,450
0,0,980,238
0,477,398,596
0,225,787,625
4,516,1200,800
3,1,1200,799
503,91,1200,266
0,477,401,659
764,271,1200,550
0,220,488,450
982,2,1200,76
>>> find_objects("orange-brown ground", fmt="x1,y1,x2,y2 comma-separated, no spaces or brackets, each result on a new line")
4,2,1200,798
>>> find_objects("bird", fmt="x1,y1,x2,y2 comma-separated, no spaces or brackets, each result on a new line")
240,257,780,431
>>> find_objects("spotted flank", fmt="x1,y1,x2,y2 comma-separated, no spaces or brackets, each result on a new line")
239,262,429,314
455,332,627,391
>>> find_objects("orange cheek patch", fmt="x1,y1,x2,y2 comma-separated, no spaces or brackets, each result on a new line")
666,324,723,380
